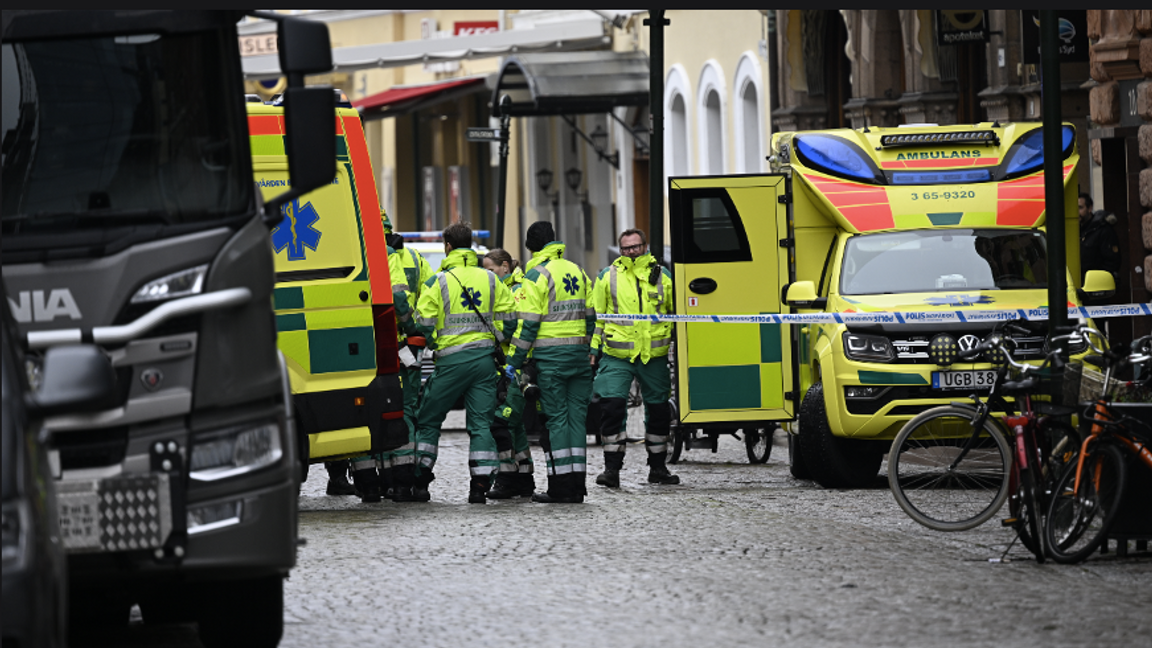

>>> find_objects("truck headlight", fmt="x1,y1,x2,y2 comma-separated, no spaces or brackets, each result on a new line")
844,332,895,362
189,422,282,482
131,264,208,304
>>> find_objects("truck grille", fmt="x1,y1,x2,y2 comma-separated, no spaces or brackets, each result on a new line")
889,334,1045,364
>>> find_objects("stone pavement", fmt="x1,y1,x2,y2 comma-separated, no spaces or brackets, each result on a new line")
281,411,1152,648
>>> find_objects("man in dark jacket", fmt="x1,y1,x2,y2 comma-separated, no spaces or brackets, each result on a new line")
1078,192,1120,281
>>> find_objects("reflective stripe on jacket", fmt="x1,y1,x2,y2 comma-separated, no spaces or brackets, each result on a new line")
415,248,515,365
390,245,434,340
590,252,673,363
508,242,596,369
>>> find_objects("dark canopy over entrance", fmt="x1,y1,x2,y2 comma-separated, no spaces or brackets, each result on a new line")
488,51,648,117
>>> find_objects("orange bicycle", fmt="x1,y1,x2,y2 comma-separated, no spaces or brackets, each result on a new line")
1044,332,1152,564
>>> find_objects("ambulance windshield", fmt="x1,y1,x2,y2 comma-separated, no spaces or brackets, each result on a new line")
840,229,1048,295
1,30,249,237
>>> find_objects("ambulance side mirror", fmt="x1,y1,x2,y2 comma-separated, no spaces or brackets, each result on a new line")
1078,270,1115,300
785,281,825,308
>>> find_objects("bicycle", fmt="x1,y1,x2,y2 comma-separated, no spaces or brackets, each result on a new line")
887,321,1084,561
1044,332,1152,564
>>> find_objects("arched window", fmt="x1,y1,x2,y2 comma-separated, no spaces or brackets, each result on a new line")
733,52,764,173
697,61,727,175
664,64,692,193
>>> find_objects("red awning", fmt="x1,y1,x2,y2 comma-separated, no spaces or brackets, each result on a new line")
352,77,486,117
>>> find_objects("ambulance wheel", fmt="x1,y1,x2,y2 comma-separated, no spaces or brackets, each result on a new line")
744,426,774,464
798,383,882,489
669,427,684,464
197,575,283,648
788,433,811,479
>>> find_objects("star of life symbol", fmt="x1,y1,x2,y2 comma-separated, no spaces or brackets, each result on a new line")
562,273,580,295
461,286,483,310
271,199,321,261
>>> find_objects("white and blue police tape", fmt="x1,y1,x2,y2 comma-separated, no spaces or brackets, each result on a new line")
597,303,1151,325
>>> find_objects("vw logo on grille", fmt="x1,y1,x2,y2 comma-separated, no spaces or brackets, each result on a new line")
957,335,981,353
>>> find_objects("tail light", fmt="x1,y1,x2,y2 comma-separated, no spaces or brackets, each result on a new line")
372,304,399,375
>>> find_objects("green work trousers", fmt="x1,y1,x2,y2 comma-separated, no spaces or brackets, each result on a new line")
414,353,499,479
593,354,671,456
493,371,535,476
535,347,593,478
378,362,422,484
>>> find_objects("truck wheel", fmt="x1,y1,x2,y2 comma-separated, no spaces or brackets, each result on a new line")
798,383,882,488
788,434,811,478
196,575,284,648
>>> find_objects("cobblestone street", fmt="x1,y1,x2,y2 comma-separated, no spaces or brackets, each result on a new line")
277,411,1152,648
72,412,1152,648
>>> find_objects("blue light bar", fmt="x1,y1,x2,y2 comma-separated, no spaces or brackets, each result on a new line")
398,231,491,239
891,170,992,185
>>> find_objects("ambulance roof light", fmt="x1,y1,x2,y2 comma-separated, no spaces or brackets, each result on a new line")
880,131,999,148
398,231,491,239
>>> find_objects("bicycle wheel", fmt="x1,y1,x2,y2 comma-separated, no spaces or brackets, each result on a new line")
1013,430,1046,562
1038,420,1081,494
1044,442,1127,564
668,427,684,464
744,426,774,464
888,406,1012,531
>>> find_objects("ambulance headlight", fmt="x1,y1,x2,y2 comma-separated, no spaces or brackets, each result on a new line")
131,265,209,304
189,422,282,481
843,332,895,362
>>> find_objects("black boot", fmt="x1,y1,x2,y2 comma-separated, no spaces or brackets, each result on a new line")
469,476,491,504
390,464,418,502
352,468,382,502
647,453,680,485
596,451,624,488
407,470,434,502
532,474,583,503
487,472,534,499
325,460,356,496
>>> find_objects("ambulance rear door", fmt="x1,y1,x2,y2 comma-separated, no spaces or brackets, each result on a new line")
669,174,796,424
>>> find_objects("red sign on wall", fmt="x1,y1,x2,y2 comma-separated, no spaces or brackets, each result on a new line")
454,21,499,37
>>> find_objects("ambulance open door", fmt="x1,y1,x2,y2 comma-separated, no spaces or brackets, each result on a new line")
669,174,796,425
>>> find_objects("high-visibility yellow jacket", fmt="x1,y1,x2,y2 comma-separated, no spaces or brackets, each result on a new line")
508,242,595,369
390,244,434,340
496,267,525,356
415,248,515,366
590,252,673,363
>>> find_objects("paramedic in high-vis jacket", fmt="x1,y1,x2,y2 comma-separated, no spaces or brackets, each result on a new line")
591,228,680,488
410,222,516,503
506,221,596,503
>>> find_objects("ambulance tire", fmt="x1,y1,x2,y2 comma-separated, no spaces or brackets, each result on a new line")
798,383,882,489
788,433,811,479
196,575,284,648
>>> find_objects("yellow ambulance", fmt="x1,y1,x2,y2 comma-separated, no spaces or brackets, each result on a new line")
248,97,406,474
669,122,1115,488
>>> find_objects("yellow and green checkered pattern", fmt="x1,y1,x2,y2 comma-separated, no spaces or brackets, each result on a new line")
274,282,376,376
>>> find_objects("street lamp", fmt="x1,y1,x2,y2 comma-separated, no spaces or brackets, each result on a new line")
536,168,559,207
565,167,587,203
589,124,619,168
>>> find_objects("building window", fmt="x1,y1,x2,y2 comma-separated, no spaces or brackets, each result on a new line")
664,64,692,193
697,61,727,175
733,53,764,173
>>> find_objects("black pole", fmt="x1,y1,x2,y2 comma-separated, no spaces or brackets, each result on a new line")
646,10,668,264
495,94,511,250
1040,10,1068,338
